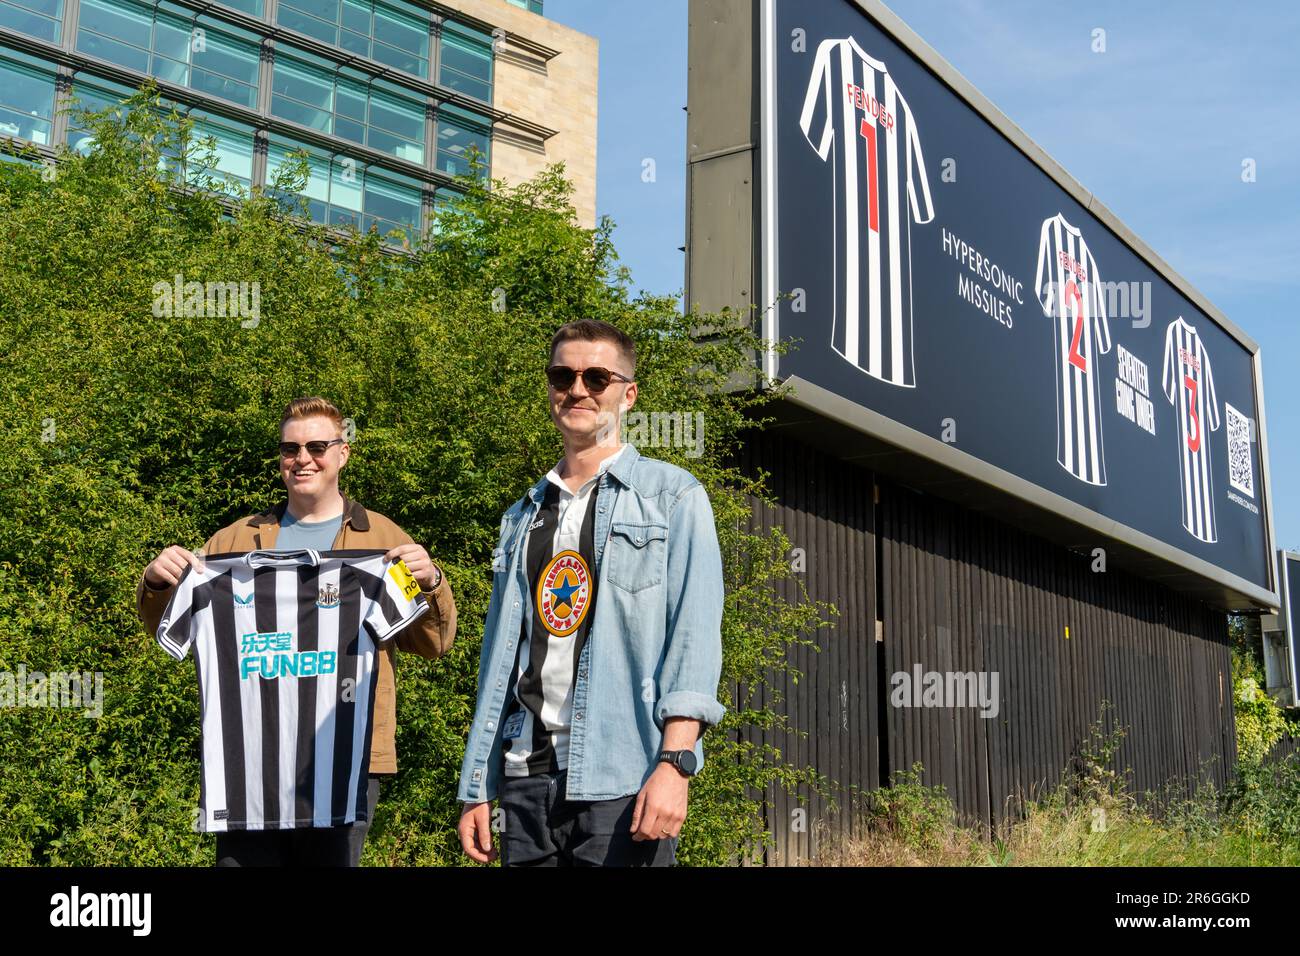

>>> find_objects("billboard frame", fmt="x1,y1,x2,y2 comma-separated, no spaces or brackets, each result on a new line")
754,0,1279,609
1281,550,1300,706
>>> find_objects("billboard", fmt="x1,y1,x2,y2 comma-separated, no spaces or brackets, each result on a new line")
757,0,1276,603
1282,552,1300,704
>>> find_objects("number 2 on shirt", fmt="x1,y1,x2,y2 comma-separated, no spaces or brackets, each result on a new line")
1065,280,1087,373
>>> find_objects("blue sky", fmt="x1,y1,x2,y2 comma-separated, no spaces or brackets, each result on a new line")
546,0,1300,558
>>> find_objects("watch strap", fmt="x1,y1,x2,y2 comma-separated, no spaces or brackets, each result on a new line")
658,749,695,776
421,564,443,593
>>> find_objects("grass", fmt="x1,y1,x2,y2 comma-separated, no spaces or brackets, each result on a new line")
814,711,1300,866
816,771,1300,867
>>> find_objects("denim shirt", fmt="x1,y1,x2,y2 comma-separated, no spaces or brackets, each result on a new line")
457,443,726,802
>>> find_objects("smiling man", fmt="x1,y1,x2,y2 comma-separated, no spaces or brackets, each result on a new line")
136,396,457,866
457,320,726,867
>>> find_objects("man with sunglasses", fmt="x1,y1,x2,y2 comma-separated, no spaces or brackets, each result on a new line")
136,396,457,866
457,319,725,867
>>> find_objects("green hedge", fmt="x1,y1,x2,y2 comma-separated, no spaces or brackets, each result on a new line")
0,89,829,865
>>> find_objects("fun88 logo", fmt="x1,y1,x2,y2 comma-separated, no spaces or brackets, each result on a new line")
238,632,338,680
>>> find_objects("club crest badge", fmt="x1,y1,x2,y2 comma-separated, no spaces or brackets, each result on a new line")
316,583,340,609
536,550,592,637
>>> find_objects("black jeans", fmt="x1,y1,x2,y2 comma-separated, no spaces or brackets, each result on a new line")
213,775,381,867
499,769,677,867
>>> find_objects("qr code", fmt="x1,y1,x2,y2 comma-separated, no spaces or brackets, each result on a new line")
1225,403,1254,498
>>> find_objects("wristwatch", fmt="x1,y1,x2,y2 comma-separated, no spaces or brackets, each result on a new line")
422,564,443,593
657,749,698,778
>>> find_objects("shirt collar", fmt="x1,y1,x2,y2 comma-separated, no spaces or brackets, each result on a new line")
544,443,629,496
527,443,640,503
248,494,370,531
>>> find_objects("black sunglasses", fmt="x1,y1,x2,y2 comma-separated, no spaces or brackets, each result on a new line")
546,365,634,394
279,439,344,458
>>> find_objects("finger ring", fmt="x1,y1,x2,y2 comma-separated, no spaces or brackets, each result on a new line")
660,828,671,835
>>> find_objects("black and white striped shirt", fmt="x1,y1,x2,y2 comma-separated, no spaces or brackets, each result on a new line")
1035,213,1113,487
503,448,623,777
1162,317,1220,543
157,549,427,832
800,35,936,388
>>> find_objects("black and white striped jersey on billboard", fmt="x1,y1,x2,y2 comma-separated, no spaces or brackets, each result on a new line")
1162,317,1221,543
156,549,427,832
799,35,935,388
1035,212,1113,486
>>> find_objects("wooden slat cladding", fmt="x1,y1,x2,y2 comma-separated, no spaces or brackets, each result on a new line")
736,430,877,863
737,430,1234,861
1266,735,1300,765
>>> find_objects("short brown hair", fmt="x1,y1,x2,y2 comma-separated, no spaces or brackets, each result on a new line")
549,320,636,377
280,396,346,436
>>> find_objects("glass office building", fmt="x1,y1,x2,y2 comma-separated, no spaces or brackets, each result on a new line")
0,0,545,243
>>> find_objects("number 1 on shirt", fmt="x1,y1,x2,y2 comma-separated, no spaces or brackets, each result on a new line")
859,118,880,234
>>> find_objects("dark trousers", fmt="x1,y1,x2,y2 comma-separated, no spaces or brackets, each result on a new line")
499,769,677,867
214,775,381,867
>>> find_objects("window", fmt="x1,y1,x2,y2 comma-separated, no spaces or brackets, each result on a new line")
270,56,333,131
267,139,331,221
76,0,260,109
428,186,464,236
0,0,63,43
504,0,542,14
187,30,260,108
77,0,150,72
366,85,424,163
213,0,263,17
159,111,253,189
438,21,492,103
64,76,251,189
362,169,419,239
275,0,338,45
435,103,489,178
184,115,254,187
0,149,37,168
272,51,426,165
0,53,55,147
326,156,362,226
267,137,422,244
66,75,137,155
369,1,427,75
275,0,429,78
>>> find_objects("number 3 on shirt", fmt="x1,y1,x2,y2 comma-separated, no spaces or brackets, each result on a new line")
858,118,880,234
1184,375,1201,452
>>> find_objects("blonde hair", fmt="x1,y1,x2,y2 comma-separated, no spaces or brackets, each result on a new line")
280,396,345,436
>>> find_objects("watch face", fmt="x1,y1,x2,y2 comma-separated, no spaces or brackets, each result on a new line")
678,751,698,775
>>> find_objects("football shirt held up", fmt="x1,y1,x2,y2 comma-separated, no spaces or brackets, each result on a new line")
157,549,428,832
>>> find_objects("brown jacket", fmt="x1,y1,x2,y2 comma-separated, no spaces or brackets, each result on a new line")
136,495,456,774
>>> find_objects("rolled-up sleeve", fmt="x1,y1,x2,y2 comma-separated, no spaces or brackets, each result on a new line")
655,482,726,728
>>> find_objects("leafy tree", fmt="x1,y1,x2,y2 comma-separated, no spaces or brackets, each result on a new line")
0,88,828,865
